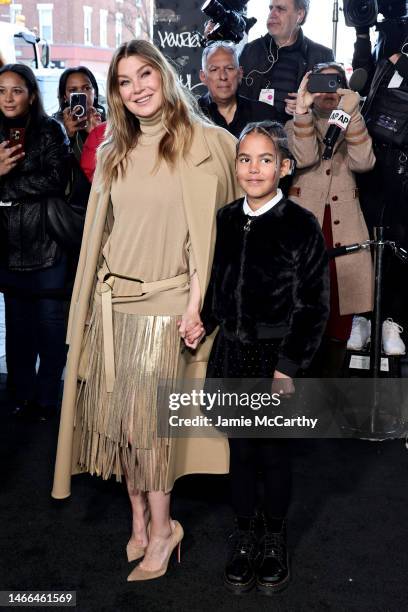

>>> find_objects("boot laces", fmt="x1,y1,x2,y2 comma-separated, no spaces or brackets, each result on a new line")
231,529,257,557
262,532,285,561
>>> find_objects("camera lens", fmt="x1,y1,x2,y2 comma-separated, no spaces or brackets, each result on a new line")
329,79,337,88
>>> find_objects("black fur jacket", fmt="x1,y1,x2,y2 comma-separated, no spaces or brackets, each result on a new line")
201,197,330,376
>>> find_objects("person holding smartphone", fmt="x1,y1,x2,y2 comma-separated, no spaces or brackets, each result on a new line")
0,63,70,420
285,63,375,375
53,67,106,208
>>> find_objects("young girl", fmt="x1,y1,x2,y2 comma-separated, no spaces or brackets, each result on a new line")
184,121,329,595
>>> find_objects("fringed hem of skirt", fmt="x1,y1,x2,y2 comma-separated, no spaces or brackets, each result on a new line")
76,303,180,491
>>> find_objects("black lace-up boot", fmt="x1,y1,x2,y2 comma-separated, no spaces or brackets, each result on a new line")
224,516,258,594
256,517,290,594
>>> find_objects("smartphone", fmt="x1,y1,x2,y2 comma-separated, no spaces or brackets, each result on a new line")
8,127,25,153
70,92,87,119
307,73,343,94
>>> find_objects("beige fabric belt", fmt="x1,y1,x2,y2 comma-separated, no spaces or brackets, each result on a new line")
96,270,189,392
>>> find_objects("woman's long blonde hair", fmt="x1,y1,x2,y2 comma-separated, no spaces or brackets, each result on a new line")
100,39,206,186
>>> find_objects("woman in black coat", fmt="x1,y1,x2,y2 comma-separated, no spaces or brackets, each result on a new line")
0,64,70,419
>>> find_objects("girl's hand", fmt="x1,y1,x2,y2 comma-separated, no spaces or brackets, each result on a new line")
271,370,295,398
62,106,86,137
86,107,102,134
0,141,24,176
295,71,320,115
178,309,205,350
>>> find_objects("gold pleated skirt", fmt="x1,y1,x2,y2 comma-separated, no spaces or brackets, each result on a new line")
77,302,181,492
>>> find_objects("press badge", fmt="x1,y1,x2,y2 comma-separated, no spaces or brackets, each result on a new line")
259,89,275,106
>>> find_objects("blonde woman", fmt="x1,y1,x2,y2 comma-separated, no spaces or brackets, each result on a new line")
52,40,239,581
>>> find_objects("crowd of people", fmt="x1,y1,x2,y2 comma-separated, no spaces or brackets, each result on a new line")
1,0,407,597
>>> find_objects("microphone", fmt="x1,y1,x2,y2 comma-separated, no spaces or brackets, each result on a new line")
322,68,368,160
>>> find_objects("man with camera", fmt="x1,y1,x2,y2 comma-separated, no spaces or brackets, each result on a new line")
345,2,408,356
238,0,334,122
198,41,278,137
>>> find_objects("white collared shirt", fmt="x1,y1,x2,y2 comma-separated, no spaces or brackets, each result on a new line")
242,188,284,217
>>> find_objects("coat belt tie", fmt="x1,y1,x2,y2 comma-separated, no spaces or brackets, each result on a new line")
96,269,189,392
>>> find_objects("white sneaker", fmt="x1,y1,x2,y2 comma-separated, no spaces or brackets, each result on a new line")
382,318,406,355
347,316,371,350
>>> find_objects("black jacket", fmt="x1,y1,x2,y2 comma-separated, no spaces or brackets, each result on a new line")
201,197,330,376
0,116,69,271
239,30,334,122
198,93,279,138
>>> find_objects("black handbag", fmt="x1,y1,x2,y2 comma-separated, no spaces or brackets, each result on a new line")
46,196,85,251
365,87,408,148
363,60,408,148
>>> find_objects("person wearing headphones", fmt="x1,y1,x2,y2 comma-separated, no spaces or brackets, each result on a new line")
239,0,334,122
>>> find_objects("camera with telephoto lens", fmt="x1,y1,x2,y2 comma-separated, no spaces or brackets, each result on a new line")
201,0,257,44
343,0,408,28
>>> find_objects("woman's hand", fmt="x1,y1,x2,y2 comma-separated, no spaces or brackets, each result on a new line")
86,107,102,134
0,141,24,176
271,370,295,398
62,106,87,138
177,309,205,350
337,88,360,115
295,72,320,115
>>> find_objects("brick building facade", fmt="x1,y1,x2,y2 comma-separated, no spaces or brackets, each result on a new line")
2,0,153,74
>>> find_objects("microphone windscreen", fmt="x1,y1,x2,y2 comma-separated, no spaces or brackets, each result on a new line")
349,68,368,93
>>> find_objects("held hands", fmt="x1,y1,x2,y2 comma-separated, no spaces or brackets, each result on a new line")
271,370,295,398
177,309,205,350
62,106,102,137
0,141,24,176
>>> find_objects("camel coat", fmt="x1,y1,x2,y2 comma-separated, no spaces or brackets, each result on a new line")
285,109,375,315
52,122,241,499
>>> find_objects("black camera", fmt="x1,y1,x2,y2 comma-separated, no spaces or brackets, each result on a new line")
344,0,408,28
201,0,256,44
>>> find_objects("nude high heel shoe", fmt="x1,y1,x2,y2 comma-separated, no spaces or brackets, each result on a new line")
126,522,151,562
126,541,146,563
127,520,183,582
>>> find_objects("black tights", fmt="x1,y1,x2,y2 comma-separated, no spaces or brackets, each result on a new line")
228,438,291,520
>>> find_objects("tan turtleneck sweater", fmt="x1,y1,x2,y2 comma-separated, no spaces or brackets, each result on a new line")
100,112,194,315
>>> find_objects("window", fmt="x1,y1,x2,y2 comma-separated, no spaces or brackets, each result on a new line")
100,9,108,47
115,12,123,47
37,4,53,43
10,4,22,24
83,6,93,46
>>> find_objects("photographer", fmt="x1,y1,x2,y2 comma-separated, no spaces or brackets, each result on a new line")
239,0,334,122
285,63,375,375
350,21,408,354
198,41,278,137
